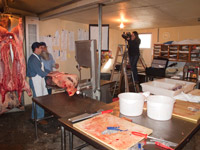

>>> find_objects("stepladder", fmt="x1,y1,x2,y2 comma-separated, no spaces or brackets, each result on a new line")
110,44,134,96
110,44,124,81
110,43,147,96
110,44,125,96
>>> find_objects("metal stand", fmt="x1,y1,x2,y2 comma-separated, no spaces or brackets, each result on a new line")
33,102,54,140
69,132,73,150
61,126,66,150
33,102,38,139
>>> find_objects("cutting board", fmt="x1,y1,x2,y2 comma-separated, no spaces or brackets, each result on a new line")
172,100,200,123
73,113,152,150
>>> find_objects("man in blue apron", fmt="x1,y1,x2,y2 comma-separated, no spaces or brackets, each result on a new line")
27,42,48,120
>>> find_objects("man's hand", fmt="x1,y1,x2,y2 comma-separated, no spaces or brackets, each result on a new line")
54,63,59,69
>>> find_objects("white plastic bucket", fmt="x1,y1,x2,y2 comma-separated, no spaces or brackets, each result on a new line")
147,95,175,121
118,92,145,116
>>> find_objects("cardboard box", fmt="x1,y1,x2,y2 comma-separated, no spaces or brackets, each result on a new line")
141,78,196,97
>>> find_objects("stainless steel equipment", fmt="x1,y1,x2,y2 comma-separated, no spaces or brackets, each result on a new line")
75,40,100,100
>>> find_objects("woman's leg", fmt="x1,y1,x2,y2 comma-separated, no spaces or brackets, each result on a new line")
129,55,139,82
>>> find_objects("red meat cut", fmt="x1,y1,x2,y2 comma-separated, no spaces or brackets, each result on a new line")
47,72,78,96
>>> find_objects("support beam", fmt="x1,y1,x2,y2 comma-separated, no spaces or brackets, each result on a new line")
7,7,36,16
96,3,103,101
39,0,110,20
39,0,126,20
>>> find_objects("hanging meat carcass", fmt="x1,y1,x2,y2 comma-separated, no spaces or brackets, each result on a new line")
0,26,7,93
47,72,78,96
0,18,32,103
11,18,32,101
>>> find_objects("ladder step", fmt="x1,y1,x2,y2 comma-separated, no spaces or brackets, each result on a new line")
113,72,120,74
116,62,122,65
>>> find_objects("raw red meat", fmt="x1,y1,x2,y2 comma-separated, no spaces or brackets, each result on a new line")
11,18,32,100
0,29,14,102
0,18,32,103
47,72,78,96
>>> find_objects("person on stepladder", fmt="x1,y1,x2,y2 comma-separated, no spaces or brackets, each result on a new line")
27,42,49,125
40,42,59,95
126,31,141,92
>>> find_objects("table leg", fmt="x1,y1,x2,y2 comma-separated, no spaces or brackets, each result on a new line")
33,102,38,139
69,131,73,150
61,126,66,150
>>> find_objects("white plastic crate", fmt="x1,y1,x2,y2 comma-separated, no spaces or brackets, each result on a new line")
141,78,196,97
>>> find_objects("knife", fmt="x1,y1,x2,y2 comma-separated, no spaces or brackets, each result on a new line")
68,109,113,123
131,131,178,147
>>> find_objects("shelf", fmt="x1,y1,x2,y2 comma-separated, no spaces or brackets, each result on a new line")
153,44,200,62
179,51,189,54
170,51,178,53
169,55,177,57
169,48,178,50
169,59,177,61
178,59,188,62
191,58,200,61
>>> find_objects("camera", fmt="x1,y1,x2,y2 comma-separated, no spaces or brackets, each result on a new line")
122,32,131,40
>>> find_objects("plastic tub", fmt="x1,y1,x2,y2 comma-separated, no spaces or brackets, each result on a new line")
118,92,145,116
140,78,196,97
147,95,175,121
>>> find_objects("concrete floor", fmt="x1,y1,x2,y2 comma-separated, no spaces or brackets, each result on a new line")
0,104,199,150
